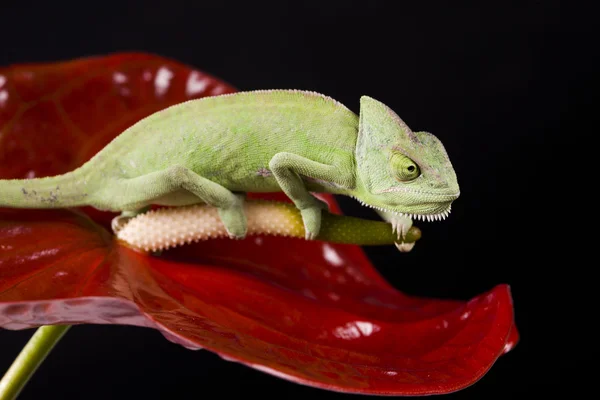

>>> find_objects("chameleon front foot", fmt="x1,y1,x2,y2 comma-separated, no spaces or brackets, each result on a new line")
390,214,413,240
300,208,322,240
300,199,329,240
390,215,415,252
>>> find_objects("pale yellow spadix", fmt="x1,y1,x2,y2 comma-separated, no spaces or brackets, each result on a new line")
116,199,421,253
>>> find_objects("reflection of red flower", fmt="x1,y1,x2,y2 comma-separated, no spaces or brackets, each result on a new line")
0,53,518,395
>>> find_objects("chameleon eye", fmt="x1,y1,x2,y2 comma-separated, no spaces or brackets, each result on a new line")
390,153,420,181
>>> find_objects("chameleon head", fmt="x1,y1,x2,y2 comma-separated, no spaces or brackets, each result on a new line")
352,96,460,221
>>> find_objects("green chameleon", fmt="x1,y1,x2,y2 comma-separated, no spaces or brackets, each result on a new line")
0,90,459,247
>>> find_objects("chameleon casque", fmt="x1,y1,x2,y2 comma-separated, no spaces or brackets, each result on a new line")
0,90,459,246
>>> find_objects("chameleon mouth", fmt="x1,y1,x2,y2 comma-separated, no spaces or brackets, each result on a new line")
352,197,452,222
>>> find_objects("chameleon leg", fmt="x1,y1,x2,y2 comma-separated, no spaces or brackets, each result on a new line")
105,166,247,238
269,152,350,240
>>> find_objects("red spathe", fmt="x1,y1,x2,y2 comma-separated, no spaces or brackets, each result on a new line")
0,53,518,395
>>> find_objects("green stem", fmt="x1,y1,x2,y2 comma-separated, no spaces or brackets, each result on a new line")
0,325,71,400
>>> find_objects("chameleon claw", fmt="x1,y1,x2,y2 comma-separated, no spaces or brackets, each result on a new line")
111,208,150,234
111,215,132,234
300,206,323,240
390,215,417,252
390,214,413,241
226,231,246,240
395,241,415,252
218,194,247,240
304,230,317,240
223,224,247,240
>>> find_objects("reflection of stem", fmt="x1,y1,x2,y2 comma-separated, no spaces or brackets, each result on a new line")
0,325,70,400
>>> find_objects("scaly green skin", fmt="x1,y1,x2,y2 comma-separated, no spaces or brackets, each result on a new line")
0,90,459,242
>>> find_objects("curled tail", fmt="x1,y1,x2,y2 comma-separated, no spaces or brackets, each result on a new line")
0,169,94,209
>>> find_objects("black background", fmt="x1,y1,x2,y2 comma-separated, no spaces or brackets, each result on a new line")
0,1,594,399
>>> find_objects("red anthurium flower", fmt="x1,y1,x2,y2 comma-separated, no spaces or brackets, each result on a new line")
0,53,518,395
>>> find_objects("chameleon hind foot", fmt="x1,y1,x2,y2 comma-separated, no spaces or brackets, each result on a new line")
111,208,150,234
218,193,247,239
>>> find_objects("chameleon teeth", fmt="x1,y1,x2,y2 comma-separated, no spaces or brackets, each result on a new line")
351,196,452,223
